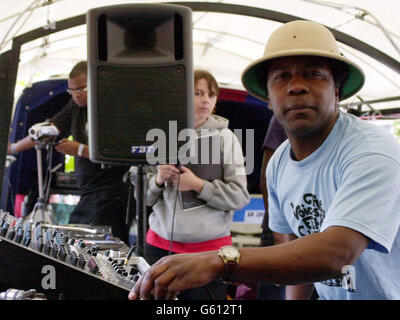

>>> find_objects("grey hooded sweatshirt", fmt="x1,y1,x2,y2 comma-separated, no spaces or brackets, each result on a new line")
146,115,250,243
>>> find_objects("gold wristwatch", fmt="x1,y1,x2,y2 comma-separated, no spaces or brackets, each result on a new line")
217,246,240,284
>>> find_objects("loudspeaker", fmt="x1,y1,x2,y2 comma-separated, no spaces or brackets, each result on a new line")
0,50,18,202
87,4,193,165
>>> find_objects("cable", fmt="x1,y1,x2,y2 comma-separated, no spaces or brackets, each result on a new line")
124,172,132,226
43,138,58,205
4,176,15,216
203,284,217,300
126,244,147,262
168,164,181,256
43,141,53,204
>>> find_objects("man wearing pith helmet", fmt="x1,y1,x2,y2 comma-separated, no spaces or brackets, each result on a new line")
129,20,400,300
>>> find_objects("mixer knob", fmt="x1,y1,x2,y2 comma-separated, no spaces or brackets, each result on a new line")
116,268,123,275
36,237,44,252
44,240,52,255
7,227,16,240
14,228,24,243
59,245,67,261
0,222,10,237
109,249,120,258
69,251,78,266
129,266,139,275
88,258,99,274
78,254,86,269
22,234,31,247
78,240,86,249
51,244,60,258
132,274,140,282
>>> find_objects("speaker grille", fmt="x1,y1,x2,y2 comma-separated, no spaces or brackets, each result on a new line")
96,64,188,162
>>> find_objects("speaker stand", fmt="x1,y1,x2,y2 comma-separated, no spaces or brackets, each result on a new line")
134,164,147,257
25,141,56,224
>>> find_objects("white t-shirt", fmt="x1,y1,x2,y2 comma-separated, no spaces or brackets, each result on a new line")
268,112,400,299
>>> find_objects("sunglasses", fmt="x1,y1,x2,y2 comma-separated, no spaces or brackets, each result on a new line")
67,87,87,95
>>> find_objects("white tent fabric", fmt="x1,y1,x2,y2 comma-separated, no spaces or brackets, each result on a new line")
1,0,400,114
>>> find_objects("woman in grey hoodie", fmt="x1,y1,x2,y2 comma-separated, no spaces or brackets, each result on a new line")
145,70,250,300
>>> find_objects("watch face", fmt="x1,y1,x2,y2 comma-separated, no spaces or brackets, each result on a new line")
223,247,238,259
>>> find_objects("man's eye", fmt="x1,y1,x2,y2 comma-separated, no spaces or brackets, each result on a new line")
273,73,289,81
304,70,323,78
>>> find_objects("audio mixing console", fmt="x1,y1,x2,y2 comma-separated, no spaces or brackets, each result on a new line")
0,210,149,299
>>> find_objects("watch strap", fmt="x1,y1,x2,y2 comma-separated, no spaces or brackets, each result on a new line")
222,261,238,284
11,143,18,155
77,143,85,157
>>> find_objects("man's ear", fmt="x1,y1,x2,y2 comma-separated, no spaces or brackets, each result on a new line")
265,95,272,110
334,87,340,105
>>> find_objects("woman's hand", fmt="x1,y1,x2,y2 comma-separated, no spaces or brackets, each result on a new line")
170,165,205,193
155,164,181,187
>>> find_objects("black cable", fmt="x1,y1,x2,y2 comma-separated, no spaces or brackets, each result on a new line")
125,173,132,226
126,244,148,263
43,141,54,204
42,143,51,196
145,163,216,300
166,164,216,300
168,164,181,256
203,284,217,300
127,245,141,259
4,176,15,215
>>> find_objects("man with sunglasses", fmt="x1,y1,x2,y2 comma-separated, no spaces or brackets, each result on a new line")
8,61,131,243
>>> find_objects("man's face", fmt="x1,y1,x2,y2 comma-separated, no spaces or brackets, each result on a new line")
266,56,339,138
67,73,87,107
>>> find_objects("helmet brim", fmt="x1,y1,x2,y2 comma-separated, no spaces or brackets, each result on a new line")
241,49,365,102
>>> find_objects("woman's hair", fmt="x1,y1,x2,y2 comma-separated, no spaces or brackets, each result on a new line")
194,69,220,97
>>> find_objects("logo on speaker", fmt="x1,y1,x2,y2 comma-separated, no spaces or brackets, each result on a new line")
131,146,155,154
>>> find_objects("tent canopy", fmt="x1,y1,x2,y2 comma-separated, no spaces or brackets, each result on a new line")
1,0,400,115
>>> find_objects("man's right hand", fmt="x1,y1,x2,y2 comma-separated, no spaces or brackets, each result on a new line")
55,139,81,156
128,251,224,300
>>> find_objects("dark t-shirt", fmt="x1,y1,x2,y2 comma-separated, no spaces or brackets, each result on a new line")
260,115,287,243
262,115,287,151
50,99,129,196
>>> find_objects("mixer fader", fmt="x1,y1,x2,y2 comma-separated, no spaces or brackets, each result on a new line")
0,210,149,299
